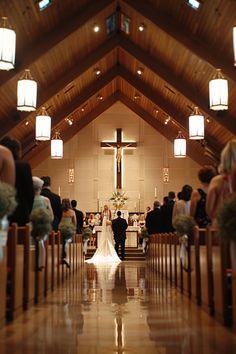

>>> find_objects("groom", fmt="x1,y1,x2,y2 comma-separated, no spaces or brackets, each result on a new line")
112,211,128,260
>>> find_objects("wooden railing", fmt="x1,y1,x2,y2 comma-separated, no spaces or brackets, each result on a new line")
146,227,235,329
0,225,84,326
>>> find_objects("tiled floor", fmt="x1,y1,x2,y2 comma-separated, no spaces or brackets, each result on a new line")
0,262,236,353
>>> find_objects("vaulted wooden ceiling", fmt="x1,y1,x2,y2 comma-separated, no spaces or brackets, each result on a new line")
1,0,236,168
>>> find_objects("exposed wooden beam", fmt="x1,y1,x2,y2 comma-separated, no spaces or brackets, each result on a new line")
118,66,220,159
119,34,236,135
25,93,120,167
118,92,215,166
0,35,119,139
123,0,236,82
0,0,115,87
22,66,119,152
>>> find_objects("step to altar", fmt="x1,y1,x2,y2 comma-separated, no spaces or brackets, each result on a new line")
85,247,146,261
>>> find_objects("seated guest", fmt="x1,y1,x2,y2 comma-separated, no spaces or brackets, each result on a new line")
146,201,163,235
0,136,34,225
190,165,216,228
71,199,84,234
40,176,62,231
0,144,15,186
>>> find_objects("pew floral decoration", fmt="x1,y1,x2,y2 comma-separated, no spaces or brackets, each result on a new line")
109,190,128,209
0,181,17,219
0,182,17,261
82,227,93,254
173,215,196,272
217,194,236,241
30,208,52,241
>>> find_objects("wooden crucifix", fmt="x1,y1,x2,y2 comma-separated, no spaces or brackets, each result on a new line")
101,128,137,189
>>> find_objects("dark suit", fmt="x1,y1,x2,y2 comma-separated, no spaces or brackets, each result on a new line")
72,208,84,234
41,187,62,231
112,216,128,260
145,207,163,235
161,200,175,232
9,160,34,226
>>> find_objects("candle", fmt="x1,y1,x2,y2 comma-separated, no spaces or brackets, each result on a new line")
138,193,140,200
58,186,61,196
155,187,157,198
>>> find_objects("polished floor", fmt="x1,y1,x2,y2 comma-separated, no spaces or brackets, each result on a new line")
0,261,236,353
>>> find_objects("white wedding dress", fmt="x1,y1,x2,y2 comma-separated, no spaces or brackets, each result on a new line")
86,216,121,264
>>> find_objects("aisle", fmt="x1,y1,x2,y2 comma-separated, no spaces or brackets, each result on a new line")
0,262,236,353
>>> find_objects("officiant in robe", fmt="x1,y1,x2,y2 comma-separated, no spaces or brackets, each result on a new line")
112,211,128,260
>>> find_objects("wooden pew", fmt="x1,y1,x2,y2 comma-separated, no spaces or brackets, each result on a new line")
207,227,232,326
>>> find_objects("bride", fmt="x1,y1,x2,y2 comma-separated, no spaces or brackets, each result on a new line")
86,205,121,264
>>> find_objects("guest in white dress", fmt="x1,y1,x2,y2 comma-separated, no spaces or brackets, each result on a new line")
86,205,121,264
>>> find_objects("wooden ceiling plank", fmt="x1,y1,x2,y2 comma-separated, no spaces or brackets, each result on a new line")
22,66,119,151
25,93,119,167
0,0,115,88
119,34,236,135
123,0,236,82
118,66,220,159
118,92,214,166
0,35,119,139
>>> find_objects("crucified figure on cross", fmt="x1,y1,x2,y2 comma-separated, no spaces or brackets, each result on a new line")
100,129,137,189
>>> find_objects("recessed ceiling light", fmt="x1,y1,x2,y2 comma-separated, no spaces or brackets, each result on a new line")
25,120,29,126
137,68,143,75
93,24,100,33
38,0,52,11
134,93,141,100
94,68,101,76
97,94,103,100
186,0,201,10
138,23,145,32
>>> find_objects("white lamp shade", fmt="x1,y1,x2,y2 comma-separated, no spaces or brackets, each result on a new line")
189,107,204,139
51,138,63,159
174,132,186,158
17,78,37,112
35,114,51,141
0,19,16,71
233,27,236,66
209,70,228,110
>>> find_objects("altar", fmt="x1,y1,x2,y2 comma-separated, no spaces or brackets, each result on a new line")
93,225,139,248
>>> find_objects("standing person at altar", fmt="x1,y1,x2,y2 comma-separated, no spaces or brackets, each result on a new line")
112,211,128,261
101,204,112,221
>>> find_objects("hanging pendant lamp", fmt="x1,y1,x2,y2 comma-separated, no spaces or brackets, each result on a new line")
35,107,51,141
17,69,37,112
174,131,186,158
209,69,228,110
189,106,204,140
233,26,236,66
0,17,16,71
51,132,63,159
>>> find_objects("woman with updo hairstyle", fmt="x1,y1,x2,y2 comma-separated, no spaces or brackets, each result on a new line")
190,165,216,228
172,184,193,224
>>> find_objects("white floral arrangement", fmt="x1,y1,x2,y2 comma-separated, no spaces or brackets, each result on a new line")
109,190,128,210
0,181,17,219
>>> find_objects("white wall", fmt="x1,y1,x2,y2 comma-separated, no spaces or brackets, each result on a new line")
33,101,200,214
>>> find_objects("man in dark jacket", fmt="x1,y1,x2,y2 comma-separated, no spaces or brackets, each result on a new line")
161,191,176,232
112,211,128,260
145,200,163,235
40,176,62,231
71,199,84,234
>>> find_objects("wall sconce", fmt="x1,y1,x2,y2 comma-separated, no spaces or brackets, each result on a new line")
189,106,204,140
0,17,16,70
68,168,74,183
209,69,228,110
163,168,169,183
17,69,37,112
35,107,51,141
51,131,63,159
174,131,186,158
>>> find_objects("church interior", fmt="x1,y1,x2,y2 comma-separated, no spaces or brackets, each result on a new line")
0,0,236,352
